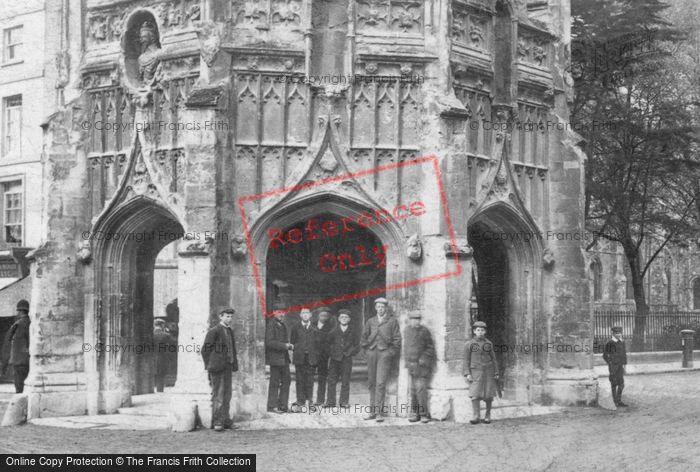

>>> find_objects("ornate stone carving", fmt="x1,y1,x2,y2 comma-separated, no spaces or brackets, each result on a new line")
231,234,248,259
137,21,162,86
56,51,70,89
518,29,549,67
197,22,223,67
77,241,92,264
444,239,473,258
407,234,422,261
542,248,555,269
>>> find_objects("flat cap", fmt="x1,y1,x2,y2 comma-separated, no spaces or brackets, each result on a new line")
315,306,332,314
408,312,422,319
374,297,388,305
611,326,623,332
16,299,29,312
472,321,487,328
338,309,352,316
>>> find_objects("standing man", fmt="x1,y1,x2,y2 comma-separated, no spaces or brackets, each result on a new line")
153,318,174,393
404,312,435,423
290,308,320,412
360,297,401,422
326,309,361,408
4,300,30,393
603,326,628,407
314,306,336,406
201,308,239,431
265,311,292,414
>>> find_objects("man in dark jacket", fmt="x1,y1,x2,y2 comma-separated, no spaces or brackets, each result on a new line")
265,311,292,413
325,309,360,407
153,318,174,392
314,306,336,406
360,297,401,422
603,326,628,407
290,308,320,411
201,308,239,431
3,300,30,393
404,312,435,423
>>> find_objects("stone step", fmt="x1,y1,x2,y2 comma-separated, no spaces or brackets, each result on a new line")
116,406,171,417
30,414,172,430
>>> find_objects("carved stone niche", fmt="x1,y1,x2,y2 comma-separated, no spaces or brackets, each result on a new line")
121,10,163,90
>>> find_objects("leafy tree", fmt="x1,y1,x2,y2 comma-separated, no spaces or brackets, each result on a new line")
572,0,700,350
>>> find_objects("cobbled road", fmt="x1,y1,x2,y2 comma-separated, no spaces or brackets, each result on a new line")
2,371,699,472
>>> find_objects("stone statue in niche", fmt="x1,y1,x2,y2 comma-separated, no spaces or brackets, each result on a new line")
137,21,162,86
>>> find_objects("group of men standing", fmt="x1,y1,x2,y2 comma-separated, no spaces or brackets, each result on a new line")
201,297,437,430
265,297,436,423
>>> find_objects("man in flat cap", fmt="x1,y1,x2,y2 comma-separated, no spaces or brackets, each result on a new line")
603,326,628,407
326,309,360,407
3,300,31,393
464,320,499,424
313,306,336,406
404,312,435,423
361,297,401,422
201,308,239,431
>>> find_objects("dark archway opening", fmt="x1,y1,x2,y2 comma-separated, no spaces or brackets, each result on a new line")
265,211,387,331
468,222,515,379
97,201,184,398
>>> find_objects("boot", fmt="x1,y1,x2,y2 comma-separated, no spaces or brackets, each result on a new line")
616,386,627,407
482,399,492,424
470,400,481,424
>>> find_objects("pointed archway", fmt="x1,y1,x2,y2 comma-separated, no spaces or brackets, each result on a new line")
468,202,543,401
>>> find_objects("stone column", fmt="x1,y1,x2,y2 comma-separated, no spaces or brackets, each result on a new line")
172,245,211,395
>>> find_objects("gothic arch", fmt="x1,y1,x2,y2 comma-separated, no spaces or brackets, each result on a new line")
467,201,544,399
248,191,407,315
85,195,184,414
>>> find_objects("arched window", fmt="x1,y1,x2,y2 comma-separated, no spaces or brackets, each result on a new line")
590,259,603,301
693,278,700,310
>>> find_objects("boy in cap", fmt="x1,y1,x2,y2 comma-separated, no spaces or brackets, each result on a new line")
326,309,360,407
314,306,336,406
290,308,320,411
603,326,628,407
404,312,435,423
265,311,293,414
1,300,31,393
361,297,401,422
201,308,239,431
463,321,499,424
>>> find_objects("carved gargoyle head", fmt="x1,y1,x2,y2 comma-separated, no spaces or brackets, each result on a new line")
231,234,247,259
407,234,422,262
77,240,92,264
542,248,555,269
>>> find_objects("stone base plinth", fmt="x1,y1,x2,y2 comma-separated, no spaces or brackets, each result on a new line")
542,369,598,406
27,391,87,419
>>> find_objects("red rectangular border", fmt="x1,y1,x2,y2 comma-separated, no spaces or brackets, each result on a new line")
238,155,462,317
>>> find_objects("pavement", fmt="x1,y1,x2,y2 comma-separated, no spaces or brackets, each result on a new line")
2,370,700,471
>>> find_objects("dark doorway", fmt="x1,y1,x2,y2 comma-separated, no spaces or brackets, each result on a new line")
265,212,387,331
468,222,514,382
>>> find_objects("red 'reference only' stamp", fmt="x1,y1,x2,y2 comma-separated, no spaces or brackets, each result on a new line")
238,156,461,318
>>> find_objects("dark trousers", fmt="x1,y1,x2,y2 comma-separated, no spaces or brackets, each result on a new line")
267,364,291,410
155,374,165,393
316,353,330,404
409,374,429,417
209,366,234,427
294,354,315,404
13,365,29,394
367,349,394,415
609,363,625,403
327,357,353,406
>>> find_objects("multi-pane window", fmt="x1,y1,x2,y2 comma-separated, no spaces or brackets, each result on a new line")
2,181,22,245
3,95,22,156
3,26,22,62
